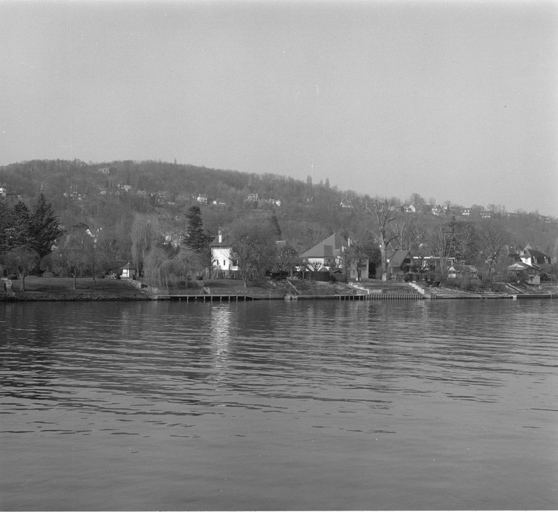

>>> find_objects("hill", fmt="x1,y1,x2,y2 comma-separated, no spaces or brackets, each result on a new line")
1,159,557,265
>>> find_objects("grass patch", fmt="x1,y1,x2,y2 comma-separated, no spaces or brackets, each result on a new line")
2,277,149,301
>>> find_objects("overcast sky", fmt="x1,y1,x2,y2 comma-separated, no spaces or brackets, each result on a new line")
1,0,557,215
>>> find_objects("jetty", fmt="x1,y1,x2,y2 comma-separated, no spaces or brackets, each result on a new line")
153,294,265,302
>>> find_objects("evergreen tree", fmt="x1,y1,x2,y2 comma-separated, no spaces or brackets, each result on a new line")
270,215,282,239
184,206,212,254
30,193,64,259
0,199,15,255
10,201,33,249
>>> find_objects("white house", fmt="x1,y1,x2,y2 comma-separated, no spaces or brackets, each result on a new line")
121,262,137,279
210,230,238,271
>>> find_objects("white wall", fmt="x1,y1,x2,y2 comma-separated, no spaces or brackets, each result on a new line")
211,247,238,270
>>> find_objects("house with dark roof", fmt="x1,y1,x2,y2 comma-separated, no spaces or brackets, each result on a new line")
299,234,369,280
508,262,540,285
448,264,478,280
386,250,414,280
520,245,551,266
120,262,137,279
420,256,457,273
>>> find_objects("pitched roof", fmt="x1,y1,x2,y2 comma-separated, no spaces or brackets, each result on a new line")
450,264,478,272
300,233,347,259
508,262,537,271
524,248,550,260
210,234,231,248
387,250,412,268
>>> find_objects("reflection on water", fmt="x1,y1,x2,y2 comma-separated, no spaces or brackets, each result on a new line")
1,299,557,510
210,305,231,366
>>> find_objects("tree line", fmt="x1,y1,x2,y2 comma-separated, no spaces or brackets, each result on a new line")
1,193,557,292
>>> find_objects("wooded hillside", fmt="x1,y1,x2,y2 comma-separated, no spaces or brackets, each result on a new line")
1,159,557,267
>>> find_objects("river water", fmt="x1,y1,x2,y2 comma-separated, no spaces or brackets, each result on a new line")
1,299,557,510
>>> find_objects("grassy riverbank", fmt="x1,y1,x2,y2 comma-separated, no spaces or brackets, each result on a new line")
0,276,352,301
0,277,151,301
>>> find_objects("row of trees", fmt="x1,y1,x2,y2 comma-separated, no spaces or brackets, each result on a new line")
0,194,63,290
1,192,554,292
369,197,520,281
129,206,212,289
129,208,293,289
124,198,527,289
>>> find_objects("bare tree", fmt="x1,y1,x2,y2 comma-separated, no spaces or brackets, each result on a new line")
370,197,400,279
275,243,299,276
53,230,94,289
393,216,426,251
430,225,452,280
477,220,511,281
2,247,40,291
131,214,161,277
143,246,168,287
230,216,278,287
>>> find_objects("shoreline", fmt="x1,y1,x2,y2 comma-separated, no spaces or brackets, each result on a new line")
1,277,556,302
